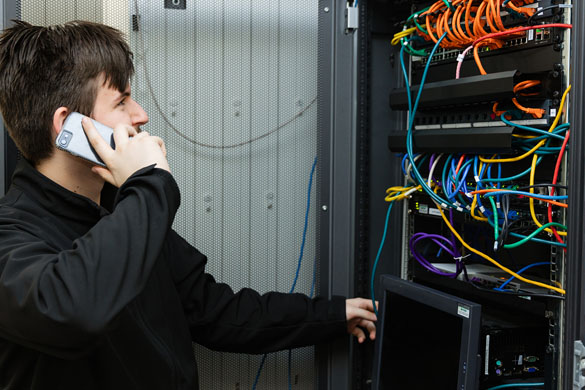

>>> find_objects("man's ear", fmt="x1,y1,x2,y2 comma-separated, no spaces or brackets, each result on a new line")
52,107,69,138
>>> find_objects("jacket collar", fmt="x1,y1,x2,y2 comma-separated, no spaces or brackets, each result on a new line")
9,159,113,225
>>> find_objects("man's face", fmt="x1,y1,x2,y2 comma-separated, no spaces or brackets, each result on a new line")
91,79,148,132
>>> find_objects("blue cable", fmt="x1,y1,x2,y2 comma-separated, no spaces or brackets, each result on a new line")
479,123,567,184
401,33,455,209
473,157,493,216
252,355,267,390
512,123,569,144
450,159,473,203
478,156,543,183
518,147,562,154
486,383,544,390
401,153,410,176
481,190,567,200
495,262,550,291
371,200,396,317
501,115,567,141
252,156,318,390
442,155,455,199
290,156,318,293
404,35,453,207
451,164,471,200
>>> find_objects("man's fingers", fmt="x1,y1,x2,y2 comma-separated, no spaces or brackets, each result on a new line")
112,123,135,149
152,136,167,157
358,319,377,340
351,326,366,343
348,297,376,312
82,117,113,162
348,306,377,322
356,297,376,311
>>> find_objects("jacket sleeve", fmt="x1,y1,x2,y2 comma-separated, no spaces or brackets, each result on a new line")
0,167,180,358
166,231,348,354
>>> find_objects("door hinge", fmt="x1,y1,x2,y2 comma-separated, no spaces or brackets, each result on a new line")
574,341,585,389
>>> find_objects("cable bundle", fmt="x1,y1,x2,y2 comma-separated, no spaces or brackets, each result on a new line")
372,26,572,302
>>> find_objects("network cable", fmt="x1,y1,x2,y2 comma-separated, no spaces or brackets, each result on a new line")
252,156,318,390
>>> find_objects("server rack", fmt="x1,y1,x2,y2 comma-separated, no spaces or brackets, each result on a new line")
323,0,585,388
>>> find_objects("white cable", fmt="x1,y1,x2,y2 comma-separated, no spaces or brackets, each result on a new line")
427,153,444,187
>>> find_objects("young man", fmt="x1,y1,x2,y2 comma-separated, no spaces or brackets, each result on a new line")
0,21,376,389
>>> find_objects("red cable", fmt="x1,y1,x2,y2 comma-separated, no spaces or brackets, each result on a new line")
455,154,466,174
548,130,570,248
472,23,573,47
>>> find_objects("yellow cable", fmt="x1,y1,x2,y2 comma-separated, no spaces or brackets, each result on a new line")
528,153,567,236
512,134,537,139
480,85,571,163
470,194,488,221
435,202,565,295
391,26,420,46
385,185,422,202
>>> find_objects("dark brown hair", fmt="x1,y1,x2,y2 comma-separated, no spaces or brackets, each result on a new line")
0,20,134,166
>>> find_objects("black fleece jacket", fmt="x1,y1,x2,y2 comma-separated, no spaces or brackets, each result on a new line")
0,160,347,390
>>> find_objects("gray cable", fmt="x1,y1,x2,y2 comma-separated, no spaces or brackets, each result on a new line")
132,0,317,149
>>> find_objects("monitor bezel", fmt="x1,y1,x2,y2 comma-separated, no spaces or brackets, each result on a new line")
371,274,482,390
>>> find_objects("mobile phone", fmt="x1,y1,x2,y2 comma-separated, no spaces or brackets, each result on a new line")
55,112,114,167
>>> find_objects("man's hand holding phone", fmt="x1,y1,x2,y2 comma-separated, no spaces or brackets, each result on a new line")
81,117,170,187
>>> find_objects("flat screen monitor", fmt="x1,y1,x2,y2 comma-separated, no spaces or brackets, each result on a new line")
372,275,481,390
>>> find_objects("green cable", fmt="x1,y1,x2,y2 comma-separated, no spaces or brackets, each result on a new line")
442,0,454,10
414,19,427,34
489,197,499,242
407,6,430,34
504,222,567,249
401,38,428,57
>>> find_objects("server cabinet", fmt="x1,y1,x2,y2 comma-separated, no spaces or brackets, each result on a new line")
338,0,585,389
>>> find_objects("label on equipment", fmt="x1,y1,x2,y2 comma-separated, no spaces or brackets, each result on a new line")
457,304,470,318
429,208,441,216
419,204,429,214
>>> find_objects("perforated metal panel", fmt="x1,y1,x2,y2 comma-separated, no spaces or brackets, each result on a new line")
18,1,320,389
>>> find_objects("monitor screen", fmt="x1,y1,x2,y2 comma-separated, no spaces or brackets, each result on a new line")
372,275,481,390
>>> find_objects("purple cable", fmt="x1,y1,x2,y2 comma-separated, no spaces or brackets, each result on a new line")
448,208,461,258
409,232,462,278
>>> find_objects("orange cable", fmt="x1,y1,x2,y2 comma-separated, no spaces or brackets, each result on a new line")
512,98,546,118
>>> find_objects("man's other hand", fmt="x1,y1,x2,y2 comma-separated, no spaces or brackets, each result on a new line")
346,298,377,343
